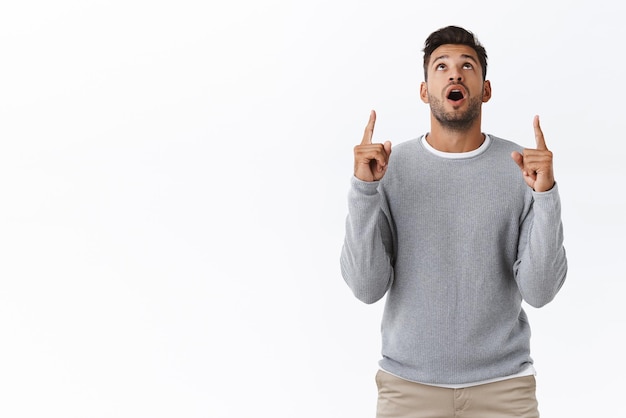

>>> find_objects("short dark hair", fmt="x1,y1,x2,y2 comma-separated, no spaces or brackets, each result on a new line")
422,26,488,81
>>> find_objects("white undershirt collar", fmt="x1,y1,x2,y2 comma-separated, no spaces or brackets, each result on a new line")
422,133,491,159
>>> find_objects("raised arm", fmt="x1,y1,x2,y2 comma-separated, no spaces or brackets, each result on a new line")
512,116,567,307
340,110,395,304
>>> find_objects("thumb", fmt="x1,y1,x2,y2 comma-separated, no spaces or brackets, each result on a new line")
511,151,524,171
384,140,392,155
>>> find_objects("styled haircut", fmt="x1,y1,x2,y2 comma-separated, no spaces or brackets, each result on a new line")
422,26,488,81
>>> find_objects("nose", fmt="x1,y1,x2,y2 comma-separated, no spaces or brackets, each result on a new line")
449,67,463,82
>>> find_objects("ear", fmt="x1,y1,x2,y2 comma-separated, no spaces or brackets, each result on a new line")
420,82,429,103
482,80,492,103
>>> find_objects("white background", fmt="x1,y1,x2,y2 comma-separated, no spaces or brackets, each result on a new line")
0,1,624,417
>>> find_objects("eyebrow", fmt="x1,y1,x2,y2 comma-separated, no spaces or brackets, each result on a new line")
432,54,478,65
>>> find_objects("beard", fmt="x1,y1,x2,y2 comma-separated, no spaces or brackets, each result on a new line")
428,93,482,132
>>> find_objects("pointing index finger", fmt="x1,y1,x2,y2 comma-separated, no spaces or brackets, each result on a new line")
361,110,376,145
533,115,548,150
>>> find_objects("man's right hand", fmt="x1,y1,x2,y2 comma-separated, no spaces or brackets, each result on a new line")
353,110,392,182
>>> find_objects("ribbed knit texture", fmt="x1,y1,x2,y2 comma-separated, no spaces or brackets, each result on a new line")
340,135,567,385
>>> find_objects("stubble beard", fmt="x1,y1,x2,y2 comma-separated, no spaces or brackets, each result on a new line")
429,93,482,132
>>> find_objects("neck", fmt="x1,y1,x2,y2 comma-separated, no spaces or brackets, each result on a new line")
426,116,485,153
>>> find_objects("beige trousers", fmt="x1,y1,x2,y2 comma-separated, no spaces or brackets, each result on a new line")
375,369,540,418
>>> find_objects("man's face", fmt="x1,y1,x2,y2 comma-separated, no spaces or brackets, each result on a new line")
420,44,491,131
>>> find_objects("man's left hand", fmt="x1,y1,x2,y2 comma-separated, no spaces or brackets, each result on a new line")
511,115,555,192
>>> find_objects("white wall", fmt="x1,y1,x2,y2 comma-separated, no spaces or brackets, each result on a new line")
0,1,623,417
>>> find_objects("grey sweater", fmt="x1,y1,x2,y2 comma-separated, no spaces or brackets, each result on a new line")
340,135,567,385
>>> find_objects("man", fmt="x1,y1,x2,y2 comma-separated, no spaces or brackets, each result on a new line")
340,26,567,418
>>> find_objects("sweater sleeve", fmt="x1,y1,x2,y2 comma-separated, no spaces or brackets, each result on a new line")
513,183,568,308
340,176,396,304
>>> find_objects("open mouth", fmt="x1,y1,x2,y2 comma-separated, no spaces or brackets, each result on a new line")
447,89,464,101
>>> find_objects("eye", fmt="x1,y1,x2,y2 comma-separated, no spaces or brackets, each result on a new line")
436,63,446,71
463,63,474,70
